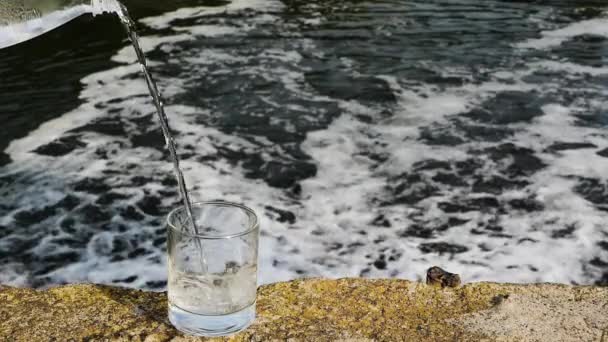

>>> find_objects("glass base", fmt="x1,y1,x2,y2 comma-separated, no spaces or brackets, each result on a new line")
168,302,255,337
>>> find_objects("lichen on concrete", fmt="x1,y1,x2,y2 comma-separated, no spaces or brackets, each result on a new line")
0,279,606,341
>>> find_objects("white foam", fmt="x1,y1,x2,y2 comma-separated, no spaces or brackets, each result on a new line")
516,17,608,49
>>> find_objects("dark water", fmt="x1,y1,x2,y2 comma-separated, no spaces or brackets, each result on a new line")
0,0,607,288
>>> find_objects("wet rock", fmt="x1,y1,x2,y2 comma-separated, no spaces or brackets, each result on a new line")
265,206,296,224
426,266,461,288
32,136,86,157
419,242,468,255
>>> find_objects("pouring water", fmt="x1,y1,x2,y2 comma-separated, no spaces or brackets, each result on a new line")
0,0,199,234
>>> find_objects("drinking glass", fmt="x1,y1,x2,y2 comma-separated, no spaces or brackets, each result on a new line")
166,201,259,337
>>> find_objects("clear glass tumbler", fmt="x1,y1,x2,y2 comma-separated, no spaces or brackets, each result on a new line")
167,201,259,337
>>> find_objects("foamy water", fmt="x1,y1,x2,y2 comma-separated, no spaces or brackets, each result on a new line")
0,0,607,288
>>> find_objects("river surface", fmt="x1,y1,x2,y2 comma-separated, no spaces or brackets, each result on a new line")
0,0,607,288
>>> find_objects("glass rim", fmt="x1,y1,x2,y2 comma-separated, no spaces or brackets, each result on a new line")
166,201,259,240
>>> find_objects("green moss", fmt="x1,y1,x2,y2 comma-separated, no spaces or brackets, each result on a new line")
0,279,606,341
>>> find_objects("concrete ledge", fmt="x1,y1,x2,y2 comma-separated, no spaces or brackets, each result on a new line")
1,279,607,341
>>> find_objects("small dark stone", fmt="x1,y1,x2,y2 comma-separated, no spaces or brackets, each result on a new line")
426,266,461,287
265,206,296,224
419,242,468,255
598,241,608,251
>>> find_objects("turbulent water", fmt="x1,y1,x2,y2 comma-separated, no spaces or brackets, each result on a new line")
0,0,607,288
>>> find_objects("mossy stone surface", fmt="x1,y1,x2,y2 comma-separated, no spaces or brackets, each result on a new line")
0,279,606,341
